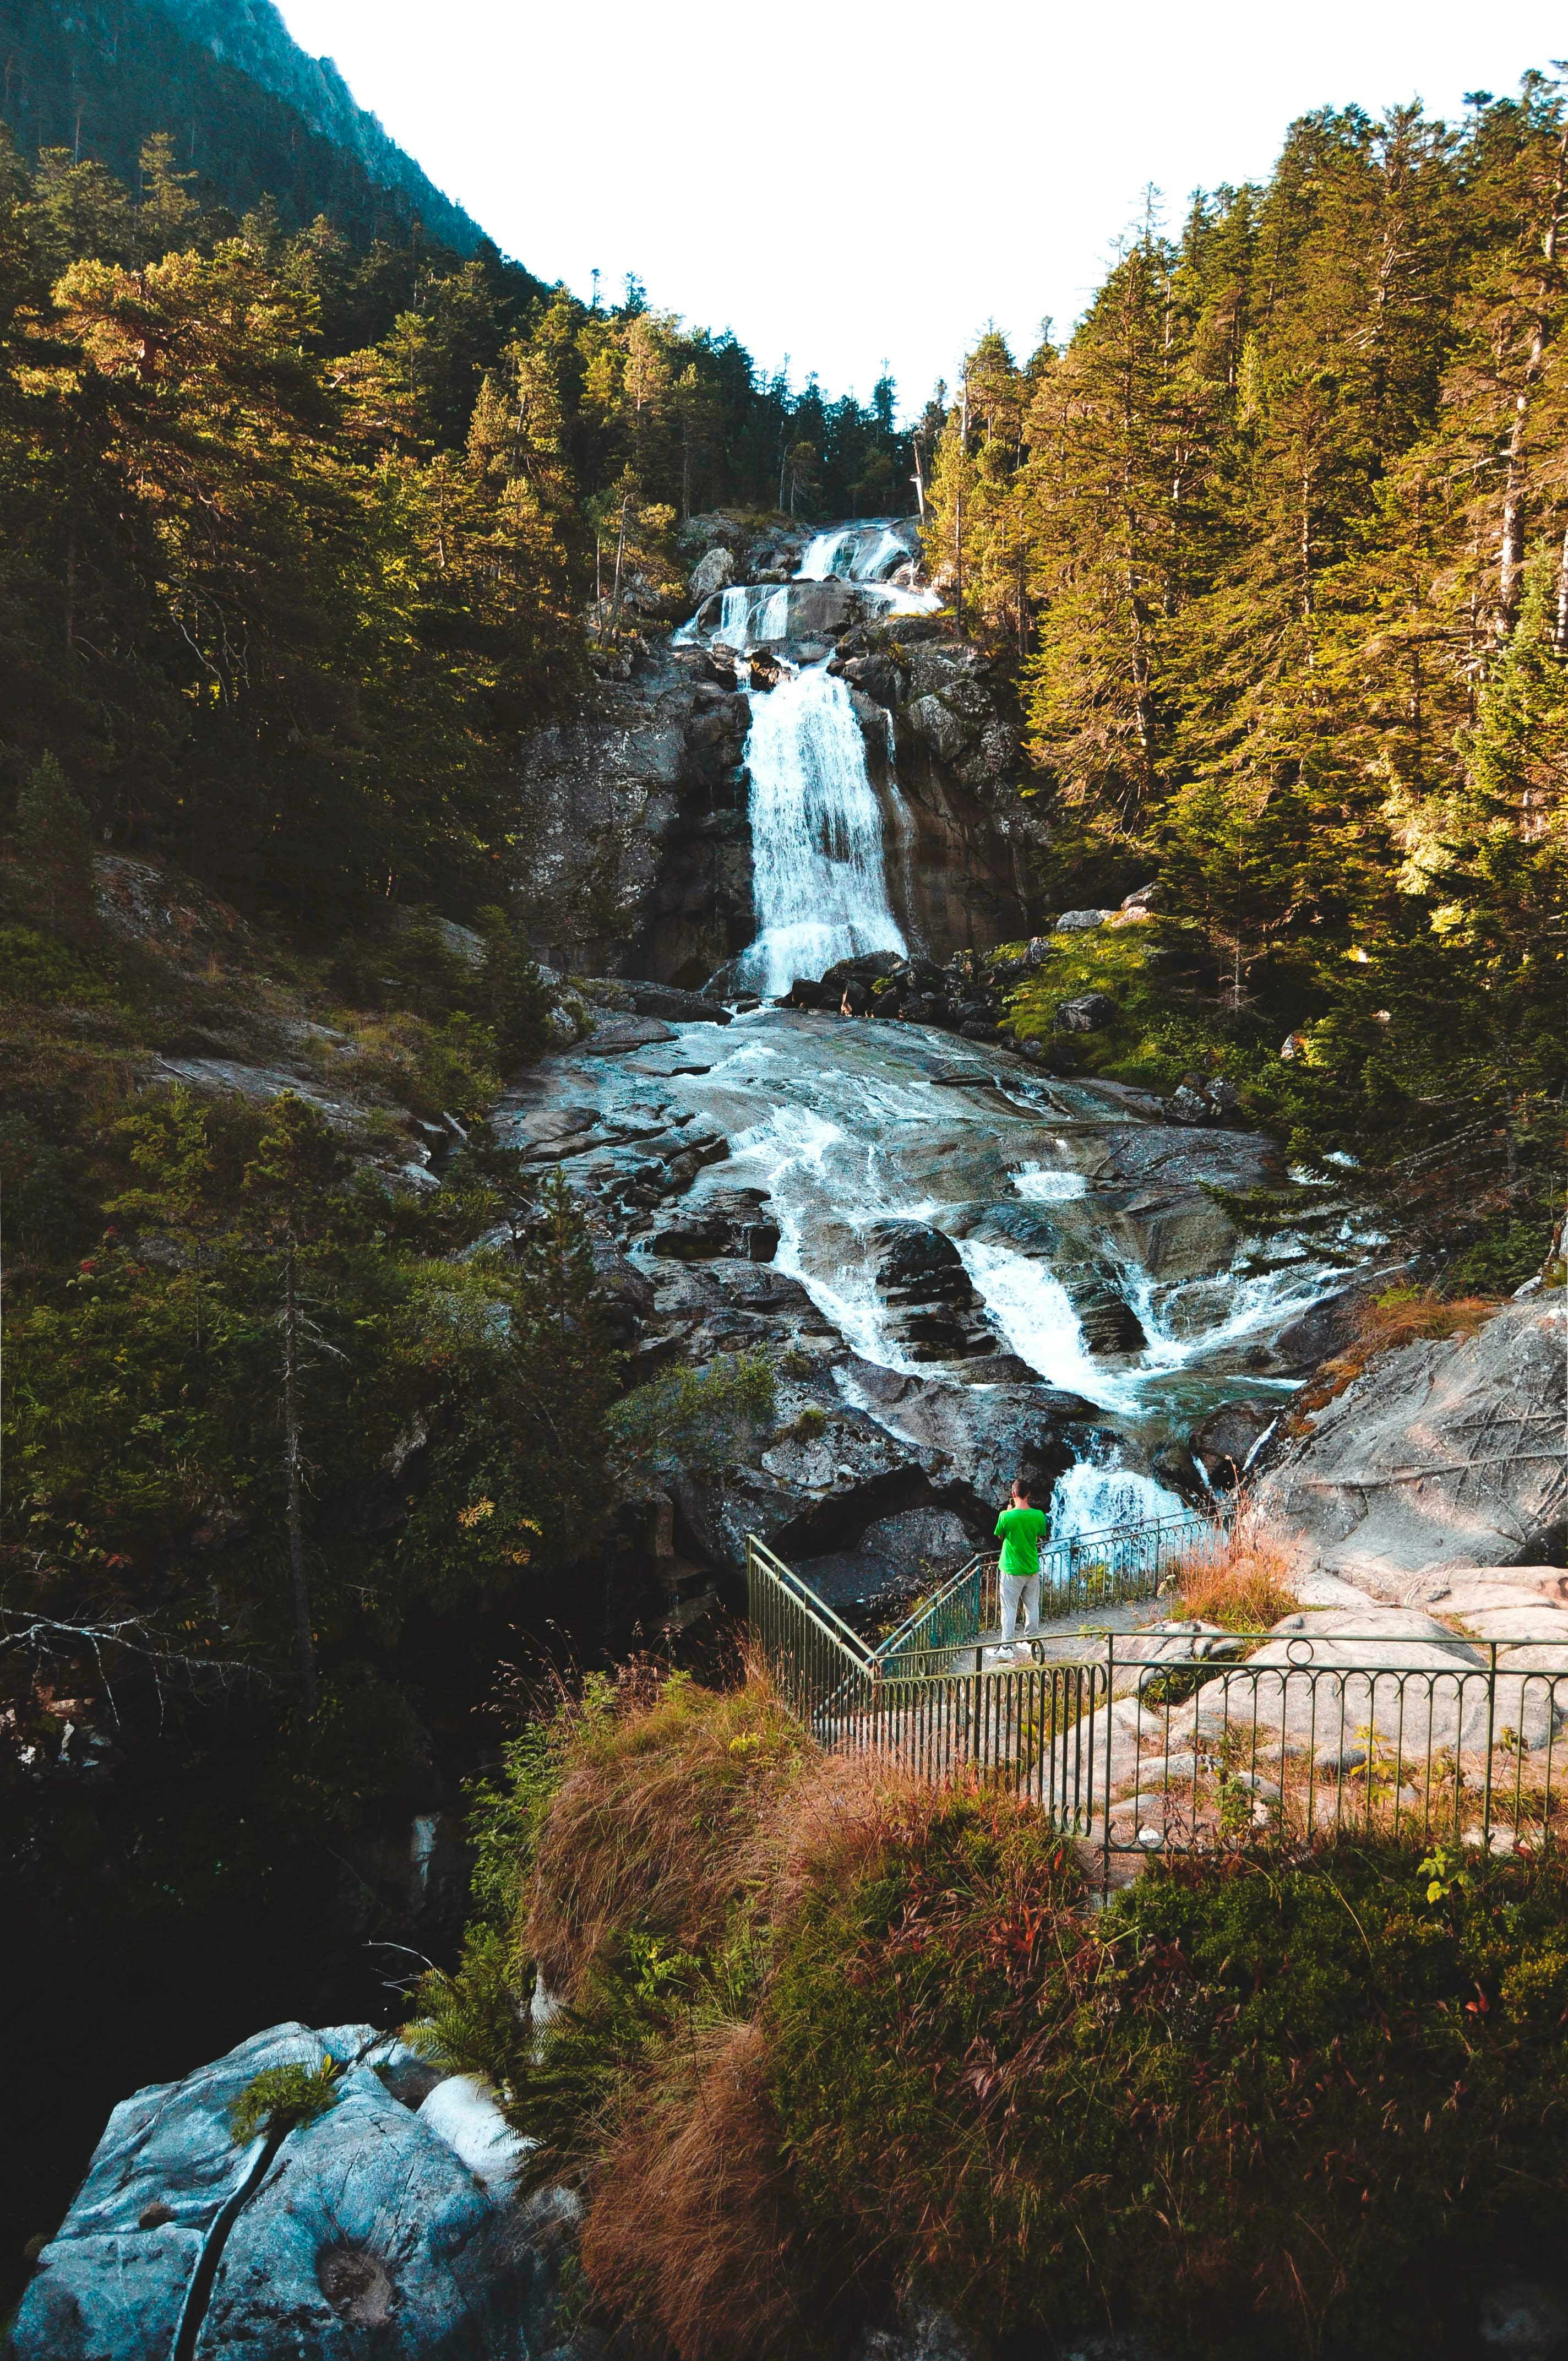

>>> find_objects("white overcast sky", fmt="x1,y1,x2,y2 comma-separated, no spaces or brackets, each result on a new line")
275,0,1565,418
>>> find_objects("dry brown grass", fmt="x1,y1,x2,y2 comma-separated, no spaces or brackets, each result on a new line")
761,1748,922,1923
579,2020,858,2361
528,1668,809,1998
1175,1511,1302,1632
1296,1285,1498,1415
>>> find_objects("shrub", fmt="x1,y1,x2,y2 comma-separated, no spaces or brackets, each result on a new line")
768,1830,1568,2357
230,2057,341,2145
0,925,116,1008
526,1669,805,1999
1174,1510,1300,1630
494,1666,1568,2360
609,1353,776,1479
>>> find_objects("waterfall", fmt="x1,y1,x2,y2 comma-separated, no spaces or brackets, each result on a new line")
798,521,911,583
734,667,908,998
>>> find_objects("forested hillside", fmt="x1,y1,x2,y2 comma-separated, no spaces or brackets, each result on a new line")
0,124,909,927
923,80,1567,1247
0,0,485,251
0,112,912,2278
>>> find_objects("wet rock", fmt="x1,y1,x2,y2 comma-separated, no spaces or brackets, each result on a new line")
1073,1280,1148,1356
9,2022,567,2361
514,647,699,972
1166,1083,1213,1124
687,545,737,600
870,1378,1103,1526
1190,1400,1278,1486
616,980,733,1025
867,1221,999,1362
577,1014,676,1054
649,1188,776,1262
1271,1282,1385,1371
905,693,972,764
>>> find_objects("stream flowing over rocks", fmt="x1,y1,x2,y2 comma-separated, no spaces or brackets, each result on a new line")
499,519,1374,1615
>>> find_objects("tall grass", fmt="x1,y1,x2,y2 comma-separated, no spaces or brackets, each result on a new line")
1174,1510,1302,1631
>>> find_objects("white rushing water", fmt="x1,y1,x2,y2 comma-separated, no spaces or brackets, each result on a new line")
798,523,910,582
1048,1457,1188,1540
733,667,908,998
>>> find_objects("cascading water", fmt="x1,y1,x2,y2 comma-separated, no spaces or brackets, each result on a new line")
734,667,907,997
685,520,923,999
657,520,1358,1553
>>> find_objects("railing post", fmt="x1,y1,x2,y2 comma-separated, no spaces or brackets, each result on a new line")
1103,1630,1115,1898
1482,1640,1498,1847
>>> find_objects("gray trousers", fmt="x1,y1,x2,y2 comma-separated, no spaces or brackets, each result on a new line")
999,1572,1040,1640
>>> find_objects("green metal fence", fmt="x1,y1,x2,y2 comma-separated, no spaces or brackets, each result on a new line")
873,1509,1231,1674
745,1532,1568,1886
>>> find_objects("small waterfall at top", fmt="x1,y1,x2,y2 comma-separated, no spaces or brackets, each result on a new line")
734,668,907,997
685,519,930,998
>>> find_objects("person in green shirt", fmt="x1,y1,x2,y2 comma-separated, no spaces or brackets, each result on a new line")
993,1477,1050,1657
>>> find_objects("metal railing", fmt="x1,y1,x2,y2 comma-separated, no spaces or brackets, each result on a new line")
873,1509,1230,1673
745,1533,1568,1888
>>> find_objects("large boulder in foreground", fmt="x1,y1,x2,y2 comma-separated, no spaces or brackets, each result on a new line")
9,2021,569,2360
1255,1298,1567,1596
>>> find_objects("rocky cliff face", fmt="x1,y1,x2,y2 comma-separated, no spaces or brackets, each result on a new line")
509,516,1045,984
832,613,1044,956
1255,1298,1568,1592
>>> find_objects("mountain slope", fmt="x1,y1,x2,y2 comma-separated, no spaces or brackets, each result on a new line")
1,0,484,251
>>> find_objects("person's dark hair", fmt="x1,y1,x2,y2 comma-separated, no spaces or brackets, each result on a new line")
1012,1476,1033,1499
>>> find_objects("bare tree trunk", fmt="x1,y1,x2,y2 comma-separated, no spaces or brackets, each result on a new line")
282,1247,317,1713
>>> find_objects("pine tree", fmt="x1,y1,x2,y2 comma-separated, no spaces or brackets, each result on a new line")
14,752,95,936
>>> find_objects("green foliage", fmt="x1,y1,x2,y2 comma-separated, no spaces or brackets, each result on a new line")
0,123,910,924
0,927,115,1008
607,1352,776,1477
407,1923,532,2098
12,755,95,938
472,907,552,1066
928,89,1568,1237
0,1113,82,1264
230,2056,341,2145
227,2059,342,2153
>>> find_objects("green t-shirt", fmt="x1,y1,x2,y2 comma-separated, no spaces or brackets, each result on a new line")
995,1505,1049,1577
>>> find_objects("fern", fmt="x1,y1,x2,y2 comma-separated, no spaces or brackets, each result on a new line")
407,1923,533,2101
230,2057,341,2145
